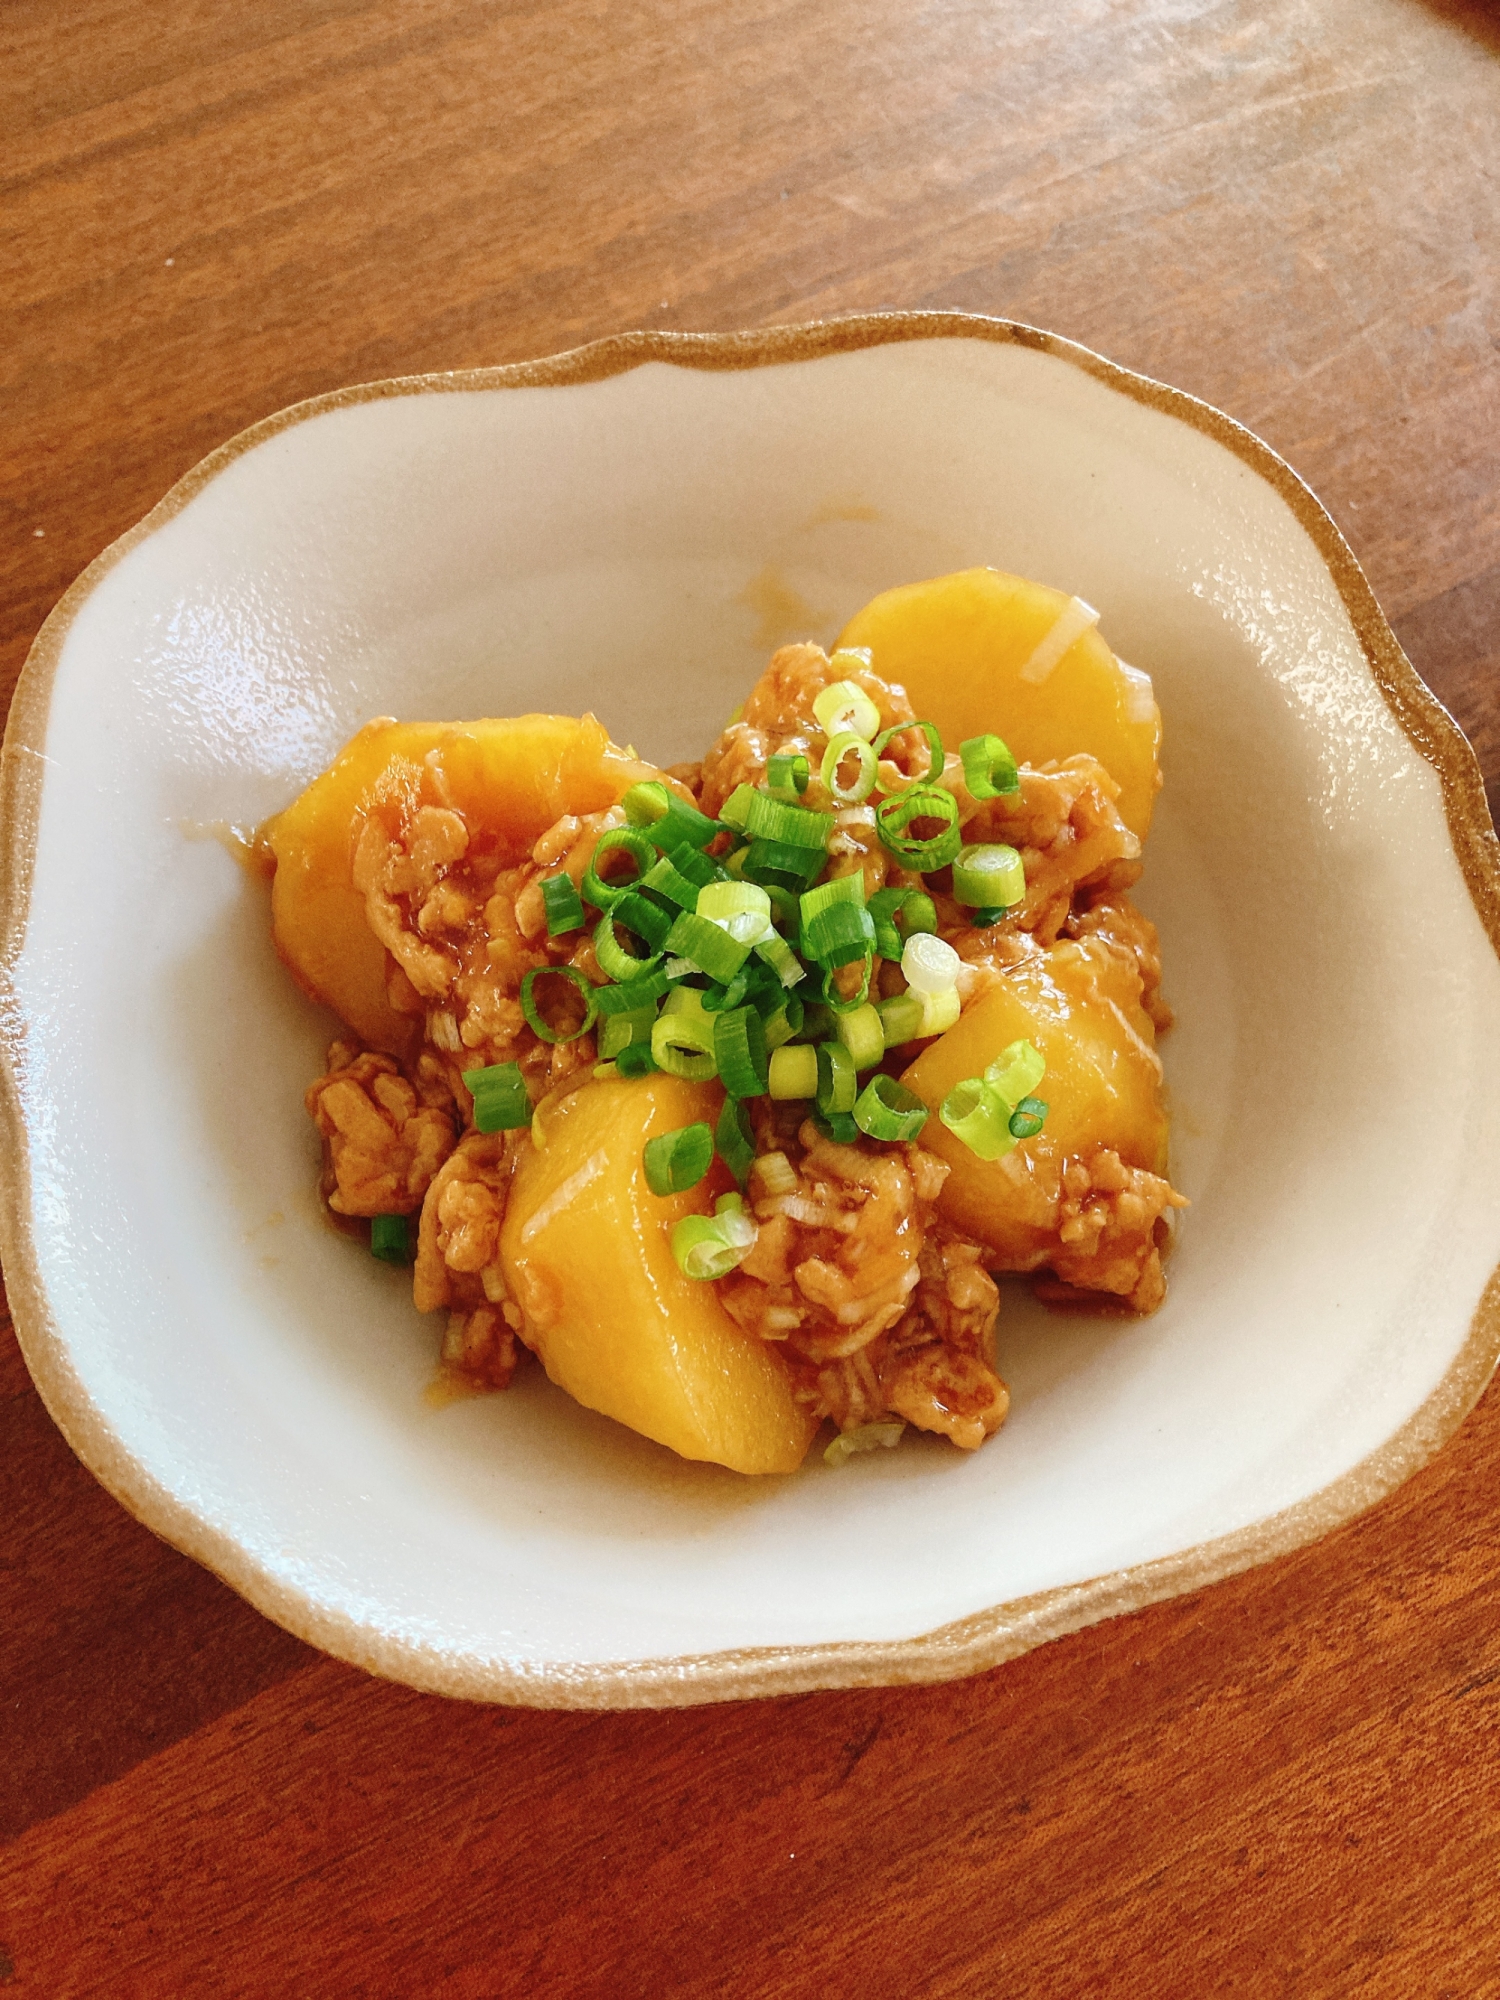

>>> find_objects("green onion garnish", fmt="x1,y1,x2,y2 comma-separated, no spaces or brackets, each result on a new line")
716,1096,756,1186
970,907,1008,927
722,786,835,851
768,1043,818,1100
755,931,805,988
871,719,944,791
853,1073,929,1143
700,964,755,1014
814,1109,860,1144
593,965,673,1014
759,989,804,1050
650,991,719,1081
804,901,876,969
819,950,875,1013
370,1213,411,1263
639,853,704,913
952,843,1026,910
867,885,939,960
520,966,600,1045
581,827,658,911
671,1205,758,1281
643,1121,714,1195
833,1001,885,1071
816,1041,858,1116
959,732,1021,800
697,880,774,941
664,910,752,984
1008,1095,1049,1138
876,992,926,1048
598,1007,657,1059
461,1060,534,1131
875,785,962,870
901,931,962,994
939,1077,1016,1161
813,677,882,740
622,781,723,853
740,836,826,893
800,869,864,925
594,908,662,984
714,1004,770,1098
767,751,811,802
820,731,878,804
540,873,586,936
985,1038,1047,1108
615,1040,659,1078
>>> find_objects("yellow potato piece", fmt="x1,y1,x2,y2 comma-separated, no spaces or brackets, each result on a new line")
902,944,1168,1268
500,1073,818,1475
837,566,1161,838
262,713,661,1056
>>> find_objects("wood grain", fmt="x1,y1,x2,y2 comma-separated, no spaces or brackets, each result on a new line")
4,0,1499,1991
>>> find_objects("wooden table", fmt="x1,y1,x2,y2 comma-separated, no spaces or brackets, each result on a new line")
5,1,1499,1991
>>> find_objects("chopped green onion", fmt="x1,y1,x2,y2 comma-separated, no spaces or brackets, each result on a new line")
1008,1095,1049,1138
816,1041,858,1116
721,786,835,851
598,1007,657,1059
871,719,944,791
581,828,658,911
716,1097,756,1186
939,1077,1015,1160
813,677,882,741
664,910,752,984
800,869,864,924
867,885,939,959
796,999,835,1043
820,951,875,1013
755,931,806,988
461,1060,533,1131
752,1150,799,1196
650,991,718,1081
622,781,723,853
520,966,598,1045
594,965,673,1014
824,1419,905,1467
804,901,876,968
877,992,926,1048
853,1073,930,1142
820,731,878,805
700,964,755,1014
971,907,1008,927
959,732,1021,800
760,989,805,1050
985,1038,1047,1109
914,985,961,1037
834,1001,885,1071
875,785,962,870
901,931,962,994
813,1109,860,1144
640,853,707,912
370,1213,410,1263
952,843,1026,910
714,1005,770,1098
741,836,826,893
767,751,811,801
615,1040,659,1078
671,1206,758,1280
643,1122,714,1195
593,907,663,983
540,873,586,936
769,1043,819,1099
697,880,774,942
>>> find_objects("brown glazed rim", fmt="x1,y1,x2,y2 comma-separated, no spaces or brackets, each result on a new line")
4,310,1500,1709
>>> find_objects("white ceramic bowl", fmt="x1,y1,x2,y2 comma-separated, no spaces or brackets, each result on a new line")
5,313,1500,1707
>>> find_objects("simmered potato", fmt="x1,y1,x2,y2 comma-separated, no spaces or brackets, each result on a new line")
837,566,1161,838
902,942,1168,1267
499,1073,818,1475
263,714,661,1055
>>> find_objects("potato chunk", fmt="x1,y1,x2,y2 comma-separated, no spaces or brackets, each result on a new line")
262,713,661,1055
500,1074,818,1475
836,566,1161,838
901,940,1170,1271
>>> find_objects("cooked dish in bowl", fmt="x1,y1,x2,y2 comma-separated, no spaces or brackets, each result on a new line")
261,566,1183,1474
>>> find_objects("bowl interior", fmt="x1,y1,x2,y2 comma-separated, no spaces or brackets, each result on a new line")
11,327,1500,1694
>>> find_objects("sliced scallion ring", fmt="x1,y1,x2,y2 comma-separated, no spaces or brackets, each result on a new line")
939,1077,1016,1160
833,1001,885,1071
754,931,805,988
664,910,752,984
871,719,944,793
540,873,586,936
813,677,882,741
803,902,876,969
598,1007,657,1059
593,908,662,984
768,1042,818,1100
760,989,805,1051
580,827,658,911
370,1213,411,1263
853,1073,929,1142
714,1004,770,1098
813,1109,860,1145
741,836,826,893
643,1121,714,1195
1008,1095,1049,1139
650,997,718,1081
461,1060,534,1131
622,781,723,853
901,931,962,995
867,885,939,959
875,785,962,870
766,751,811,802
593,965,672,1014
984,1038,1046,1109
615,1040,659,1078
716,1097,756,1186
671,1207,758,1281
952,843,1026,910
820,951,875,1013
520,966,599,1045
959,732,1021,800
876,992,926,1048
820,731,878,805
722,787,835,851
816,1041,858,1116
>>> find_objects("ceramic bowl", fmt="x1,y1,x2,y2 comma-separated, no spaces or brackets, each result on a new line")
5,313,1499,1707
